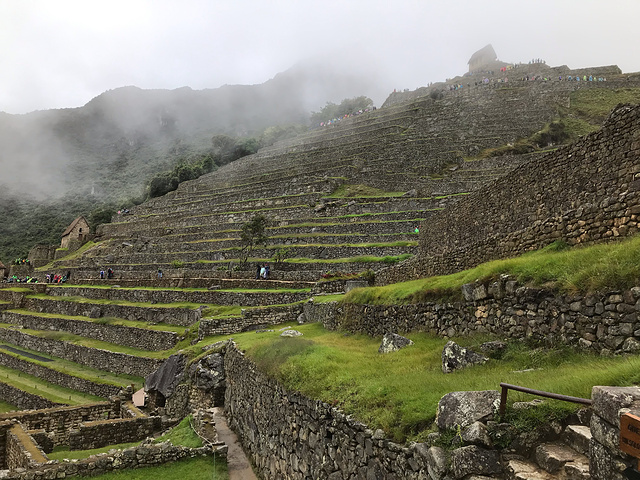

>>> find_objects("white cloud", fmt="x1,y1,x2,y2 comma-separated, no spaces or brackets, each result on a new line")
0,0,639,113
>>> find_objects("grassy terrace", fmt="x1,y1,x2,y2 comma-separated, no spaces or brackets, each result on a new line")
345,236,640,305
0,323,178,360
5,309,190,335
0,364,103,405
211,322,640,443
0,342,143,389
27,292,213,311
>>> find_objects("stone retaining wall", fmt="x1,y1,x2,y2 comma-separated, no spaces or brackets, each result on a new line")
407,103,640,282
198,304,304,338
0,402,119,445
0,328,162,377
318,278,640,355
1,311,178,351
0,351,122,399
0,382,62,411
46,286,309,308
68,416,163,450
23,297,200,326
5,424,47,470
224,343,432,479
1,443,216,479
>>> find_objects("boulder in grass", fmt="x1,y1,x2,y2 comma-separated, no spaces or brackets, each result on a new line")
280,330,303,337
436,390,501,430
378,333,414,354
442,340,488,373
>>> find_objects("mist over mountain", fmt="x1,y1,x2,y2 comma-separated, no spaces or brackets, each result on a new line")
0,59,382,202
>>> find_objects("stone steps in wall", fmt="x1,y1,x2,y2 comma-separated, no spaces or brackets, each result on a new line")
535,442,590,479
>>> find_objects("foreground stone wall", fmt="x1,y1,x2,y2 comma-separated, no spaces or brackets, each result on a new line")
380,103,640,285
0,402,119,446
68,416,163,450
318,278,640,355
590,386,640,480
5,423,47,470
224,343,432,479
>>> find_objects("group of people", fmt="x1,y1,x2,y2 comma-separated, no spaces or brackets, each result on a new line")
12,258,30,265
317,107,376,128
99,268,114,279
6,275,38,283
255,263,270,280
46,272,70,283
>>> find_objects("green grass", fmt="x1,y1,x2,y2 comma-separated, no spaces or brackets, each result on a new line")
344,237,640,305
0,342,143,389
222,322,640,443
325,184,405,198
154,415,203,448
48,442,141,460
8,309,189,334
0,364,103,405
0,399,17,412
63,456,228,480
570,87,640,123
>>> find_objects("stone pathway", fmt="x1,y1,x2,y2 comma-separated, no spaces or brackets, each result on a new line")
212,407,258,480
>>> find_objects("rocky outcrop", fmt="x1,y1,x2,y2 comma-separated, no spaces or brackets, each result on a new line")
442,340,489,373
378,333,414,353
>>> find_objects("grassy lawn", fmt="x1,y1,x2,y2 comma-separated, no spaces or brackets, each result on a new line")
222,322,640,443
345,236,640,305
0,399,17,412
66,456,228,480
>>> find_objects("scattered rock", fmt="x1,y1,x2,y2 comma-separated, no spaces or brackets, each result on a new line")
254,329,274,334
278,326,292,331
442,341,489,373
450,445,502,478
436,390,501,430
461,421,493,448
202,341,228,352
461,282,488,301
297,313,306,324
208,285,221,290
403,189,417,197
280,330,303,337
378,333,414,354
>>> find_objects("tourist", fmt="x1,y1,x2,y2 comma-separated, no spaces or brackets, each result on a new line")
255,264,261,280
260,265,266,280
100,269,104,279
107,268,114,279
157,269,163,279
265,264,270,280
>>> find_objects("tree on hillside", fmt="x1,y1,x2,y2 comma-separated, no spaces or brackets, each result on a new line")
239,214,269,266
310,96,373,125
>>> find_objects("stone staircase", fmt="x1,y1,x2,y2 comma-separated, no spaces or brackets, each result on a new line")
505,425,592,479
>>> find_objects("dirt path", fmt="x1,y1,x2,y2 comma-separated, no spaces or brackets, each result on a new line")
212,407,258,480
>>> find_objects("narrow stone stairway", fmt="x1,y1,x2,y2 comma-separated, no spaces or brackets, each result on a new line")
505,425,592,479
211,407,258,480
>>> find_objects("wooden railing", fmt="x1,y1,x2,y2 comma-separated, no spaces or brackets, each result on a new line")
499,382,592,416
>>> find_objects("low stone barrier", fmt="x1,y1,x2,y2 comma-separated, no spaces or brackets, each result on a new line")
0,328,162,377
198,304,304,338
1,443,217,479
68,416,162,450
6,423,48,470
0,382,62,411
224,343,431,479
1,311,178,351
23,297,200,326
0,402,119,446
317,277,640,355
0,351,122,399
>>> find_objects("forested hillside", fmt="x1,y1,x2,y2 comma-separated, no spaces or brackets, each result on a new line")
0,62,378,262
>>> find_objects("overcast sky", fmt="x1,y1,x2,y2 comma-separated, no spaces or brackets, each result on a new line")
1,0,639,114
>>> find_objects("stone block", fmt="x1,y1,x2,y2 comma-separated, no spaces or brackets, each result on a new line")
450,445,501,479
436,390,500,430
591,386,640,426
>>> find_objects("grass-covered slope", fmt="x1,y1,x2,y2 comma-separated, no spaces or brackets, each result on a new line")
345,235,640,305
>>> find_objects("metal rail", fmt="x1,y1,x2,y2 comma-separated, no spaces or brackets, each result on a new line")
499,382,592,416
